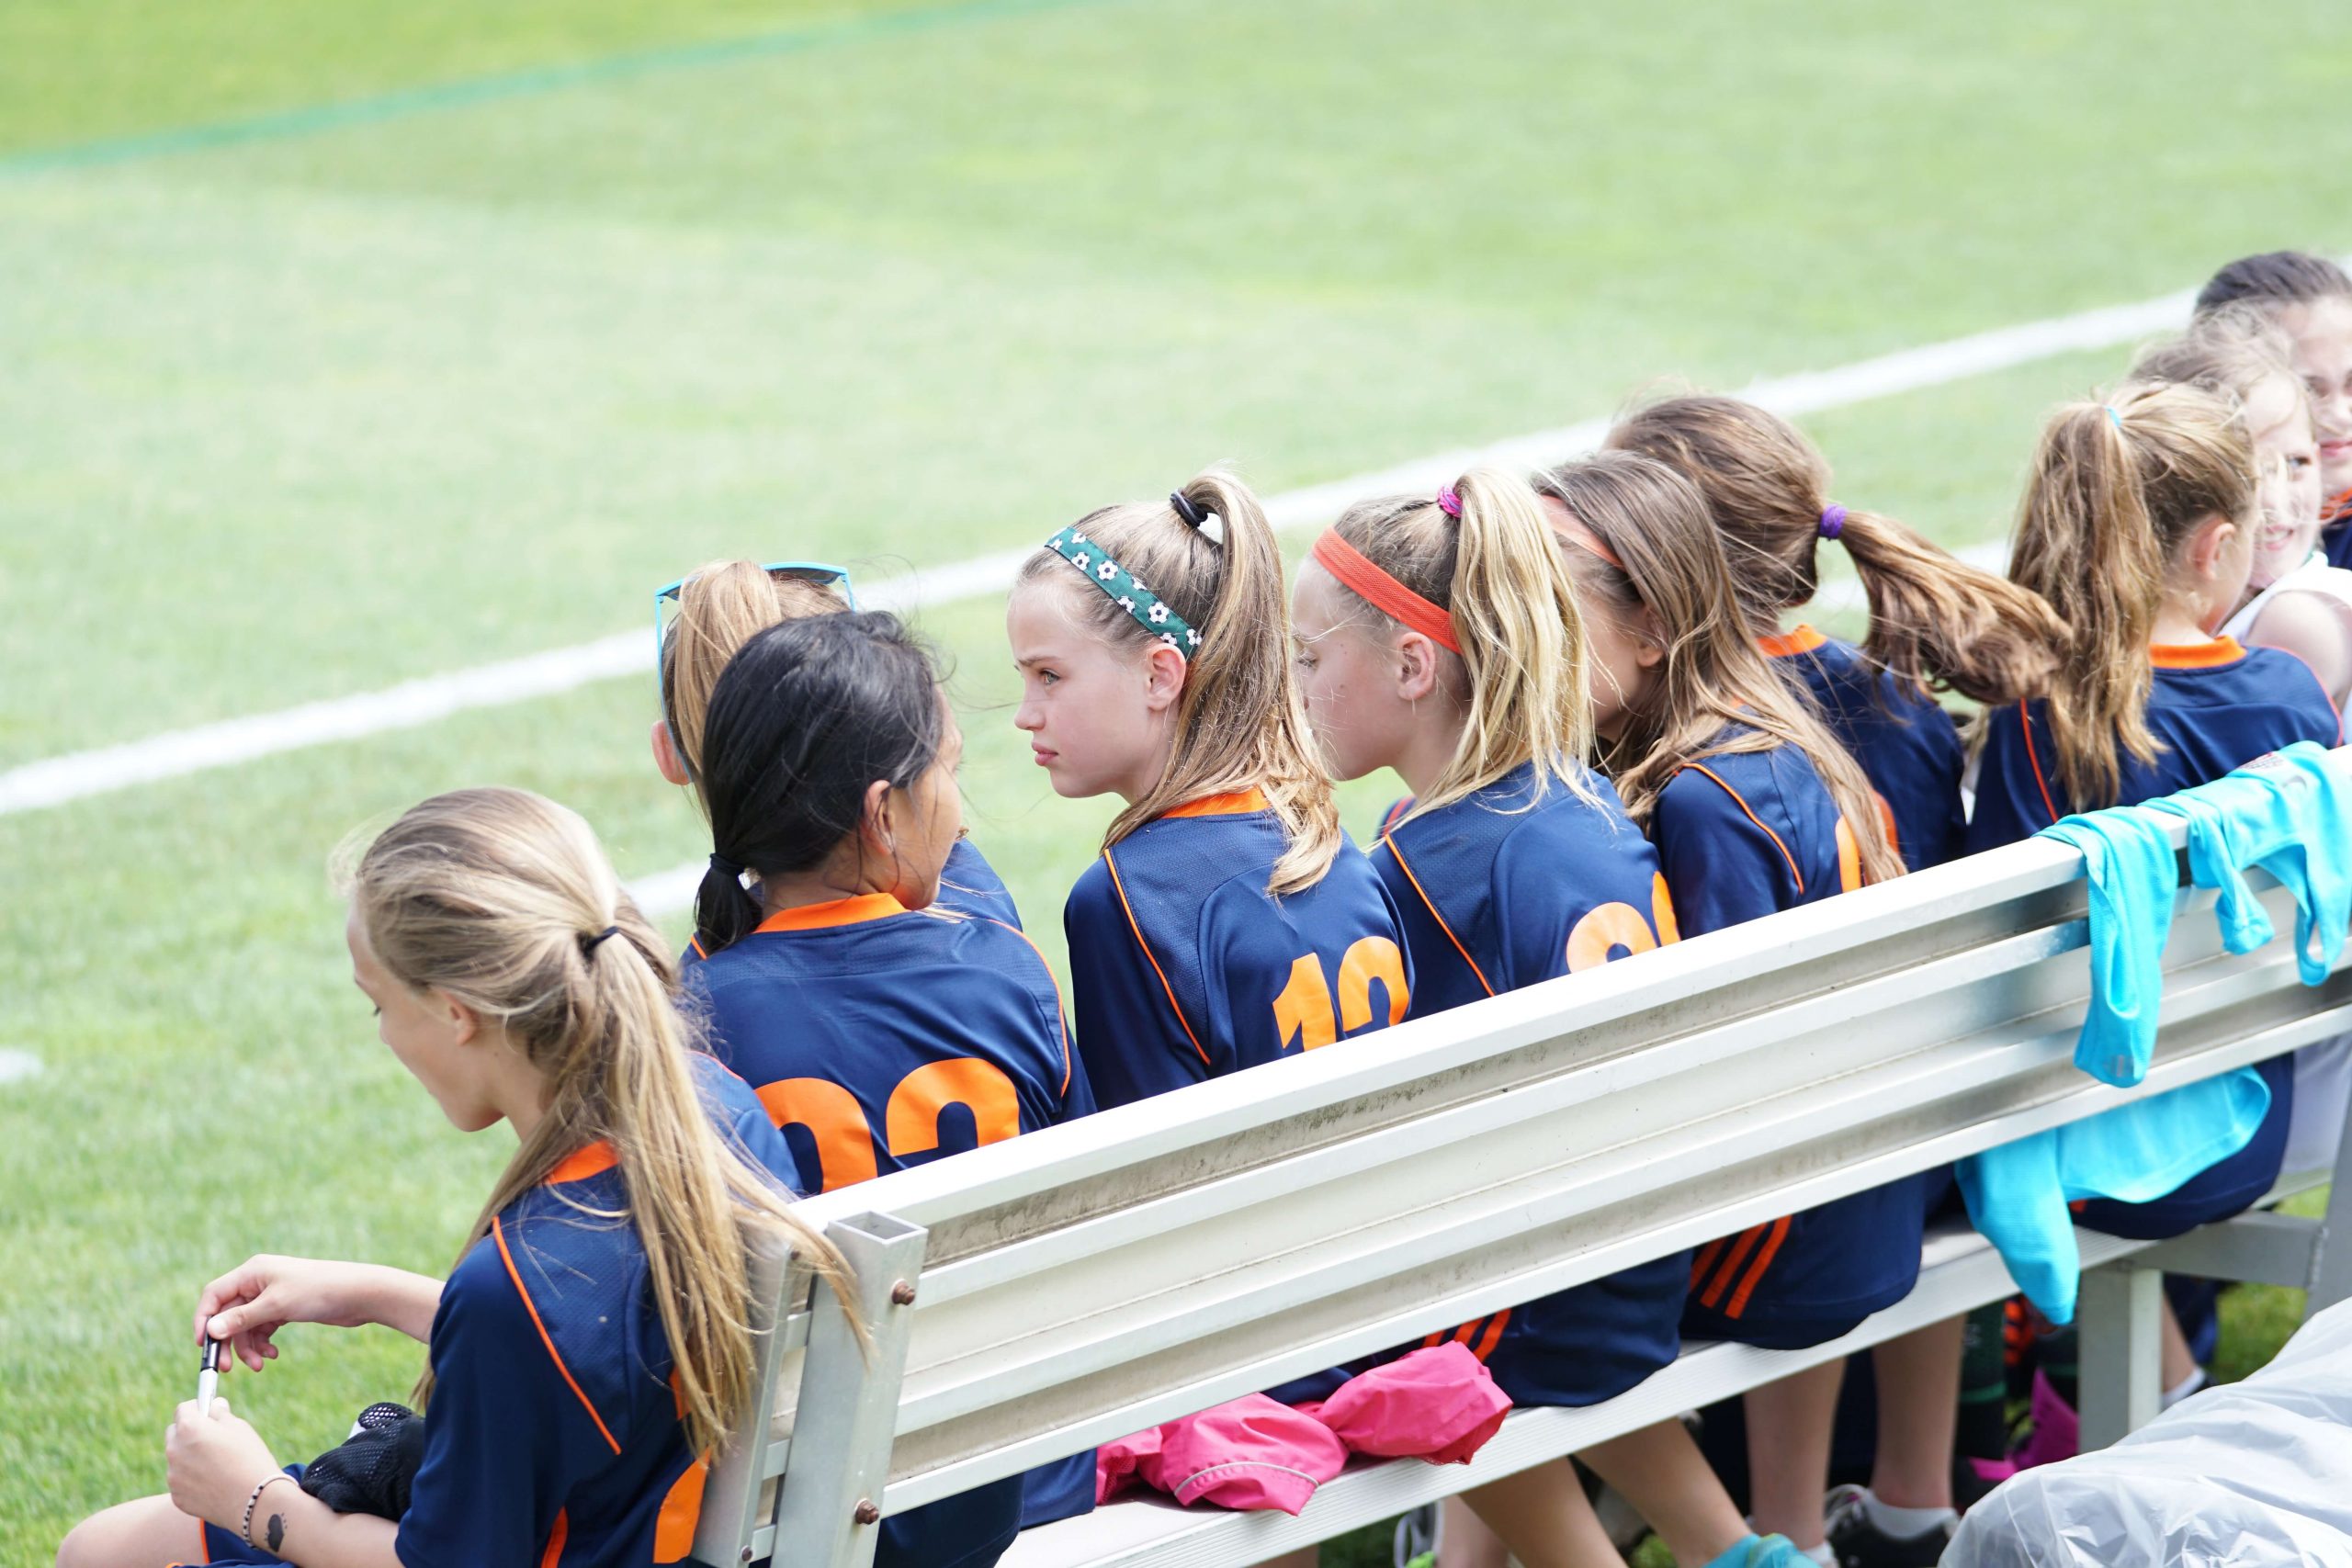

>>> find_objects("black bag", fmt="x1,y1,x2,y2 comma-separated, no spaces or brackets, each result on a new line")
300,1402,425,1519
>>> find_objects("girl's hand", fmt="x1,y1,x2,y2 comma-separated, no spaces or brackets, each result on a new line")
165,1397,282,1536
196,1256,442,1369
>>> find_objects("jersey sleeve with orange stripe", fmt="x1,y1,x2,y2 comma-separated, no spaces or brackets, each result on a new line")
1063,795,1413,1111
1650,736,1855,940
685,895,1090,1200
1762,627,1966,871
1968,637,2343,852
933,838,1025,929
1374,761,1677,1017
390,1055,796,1568
2325,490,2352,572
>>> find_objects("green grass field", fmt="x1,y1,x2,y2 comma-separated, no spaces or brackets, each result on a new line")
4,1,2349,1559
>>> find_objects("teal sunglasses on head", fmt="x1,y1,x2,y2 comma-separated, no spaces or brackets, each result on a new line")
652,561,858,702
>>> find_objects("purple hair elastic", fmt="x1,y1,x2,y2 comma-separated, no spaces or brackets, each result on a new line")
1436,486,1463,520
1817,503,1847,541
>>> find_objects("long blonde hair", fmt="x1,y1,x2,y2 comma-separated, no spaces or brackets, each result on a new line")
1018,468,1342,894
1533,452,1905,886
1316,468,1597,820
2008,381,2258,807
1606,394,2063,705
660,561,850,794
345,787,860,1452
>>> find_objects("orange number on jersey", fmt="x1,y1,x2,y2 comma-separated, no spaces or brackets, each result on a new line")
1274,937,1409,1051
1566,901,1657,973
1650,873,1681,946
886,1058,1021,1156
755,1077,878,1193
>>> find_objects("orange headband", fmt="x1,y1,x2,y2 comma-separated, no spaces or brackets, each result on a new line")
1553,515,1626,572
1309,529,1462,654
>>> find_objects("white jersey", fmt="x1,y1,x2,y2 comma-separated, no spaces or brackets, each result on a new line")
2223,550,2352,640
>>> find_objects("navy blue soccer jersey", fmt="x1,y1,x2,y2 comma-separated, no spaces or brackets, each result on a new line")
1371,762,1689,1405
1064,789,1413,1111
2324,491,2352,572
1969,637,2342,850
936,838,1023,929
1374,761,1679,1018
686,893,1089,1197
1650,732,1931,1347
1763,625,1966,871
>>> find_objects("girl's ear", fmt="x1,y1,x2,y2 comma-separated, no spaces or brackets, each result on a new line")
650,719,692,787
439,990,482,1048
1632,605,1669,670
1394,629,1442,702
859,777,898,853
1142,643,1189,713
2185,512,2240,581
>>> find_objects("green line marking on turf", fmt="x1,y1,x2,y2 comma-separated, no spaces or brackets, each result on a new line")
0,0,1139,178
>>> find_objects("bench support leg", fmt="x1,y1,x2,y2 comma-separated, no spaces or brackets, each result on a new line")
2076,1260,2161,1450
2306,1089,2352,1319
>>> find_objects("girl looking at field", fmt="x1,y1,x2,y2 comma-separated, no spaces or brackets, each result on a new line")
1606,394,2064,1562
1970,382,2341,1411
1006,469,1413,1109
656,558,1023,930
1289,467,1801,1568
2195,251,2352,569
684,610,1094,1546
58,788,854,1568
1605,392,2062,870
2131,311,2352,706
1532,452,1919,1566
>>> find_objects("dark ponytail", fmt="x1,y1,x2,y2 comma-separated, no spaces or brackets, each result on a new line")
692,613,945,957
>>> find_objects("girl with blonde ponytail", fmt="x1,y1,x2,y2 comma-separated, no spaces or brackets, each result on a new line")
1608,392,2064,871
1008,468,1411,1110
1293,469,1800,1568
64,787,854,1568
1534,451,1928,1564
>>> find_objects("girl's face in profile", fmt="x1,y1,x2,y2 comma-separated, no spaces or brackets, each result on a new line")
2281,296,2352,502
1007,577,1182,805
2245,372,2323,589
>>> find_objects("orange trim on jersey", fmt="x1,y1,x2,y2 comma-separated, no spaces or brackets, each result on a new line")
2148,636,2248,670
1758,624,1828,659
2328,485,2352,523
653,1457,710,1562
989,919,1078,1096
492,1216,624,1455
1102,850,1211,1067
755,893,907,932
1724,1215,1792,1319
1378,834,1495,998
687,933,708,961
540,1508,570,1568
1381,796,1416,834
545,1143,618,1184
1163,787,1272,818
2018,705,2061,828
1469,1308,1511,1362
1679,764,1804,894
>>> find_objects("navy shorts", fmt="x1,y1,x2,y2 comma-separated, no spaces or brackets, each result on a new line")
1681,1168,1951,1351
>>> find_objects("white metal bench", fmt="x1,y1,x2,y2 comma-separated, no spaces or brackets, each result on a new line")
691,750,2352,1568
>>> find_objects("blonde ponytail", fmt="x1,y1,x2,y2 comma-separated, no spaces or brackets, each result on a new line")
1318,468,1596,821
660,561,852,793
2008,382,2255,807
345,788,863,1452
1018,468,1342,895
1606,393,2063,705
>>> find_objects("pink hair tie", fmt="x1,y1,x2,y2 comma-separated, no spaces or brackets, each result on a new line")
1818,503,1847,541
1436,486,1463,520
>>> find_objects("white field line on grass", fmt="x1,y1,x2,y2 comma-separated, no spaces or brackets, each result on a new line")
0,284,2195,822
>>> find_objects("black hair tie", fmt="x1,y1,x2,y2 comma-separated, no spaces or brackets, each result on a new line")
581,925,621,956
1170,490,1207,529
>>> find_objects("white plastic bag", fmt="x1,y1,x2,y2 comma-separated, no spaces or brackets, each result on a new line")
1946,1294,2352,1566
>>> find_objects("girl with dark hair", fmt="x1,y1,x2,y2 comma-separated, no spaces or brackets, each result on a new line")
686,611,1094,1552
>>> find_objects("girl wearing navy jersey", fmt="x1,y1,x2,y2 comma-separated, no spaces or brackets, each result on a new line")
1607,393,2061,872
2195,252,2352,570
1006,469,1412,1110
656,558,1023,929
1532,452,1911,1564
1973,385,2340,1397
1609,395,2062,1562
1292,468,1796,1568
686,612,1093,1547
59,788,857,1568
